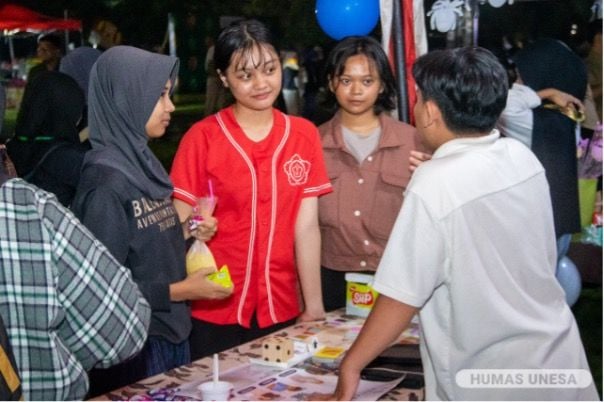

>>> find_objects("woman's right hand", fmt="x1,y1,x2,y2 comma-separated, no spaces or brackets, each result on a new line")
190,216,218,242
170,266,233,302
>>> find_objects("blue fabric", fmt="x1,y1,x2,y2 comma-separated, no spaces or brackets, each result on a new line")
142,337,190,378
88,336,190,397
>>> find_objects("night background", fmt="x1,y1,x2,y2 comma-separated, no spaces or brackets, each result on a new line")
0,0,601,398
1,0,598,61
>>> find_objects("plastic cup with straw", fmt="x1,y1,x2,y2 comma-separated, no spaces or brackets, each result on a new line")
189,180,217,230
213,353,219,384
198,353,232,400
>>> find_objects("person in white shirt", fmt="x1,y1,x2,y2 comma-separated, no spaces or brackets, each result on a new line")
332,46,598,401
498,82,584,149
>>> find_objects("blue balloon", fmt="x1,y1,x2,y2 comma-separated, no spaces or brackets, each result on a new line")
315,0,380,40
556,256,582,306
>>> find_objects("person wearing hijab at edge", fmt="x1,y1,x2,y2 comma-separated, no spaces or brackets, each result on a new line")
170,20,332,360
498,39,586,269
71,46,232,396
0,80,151,401
6,70,87,207
60,46,102,142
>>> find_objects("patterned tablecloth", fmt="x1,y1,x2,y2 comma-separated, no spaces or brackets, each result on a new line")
91,309,423,401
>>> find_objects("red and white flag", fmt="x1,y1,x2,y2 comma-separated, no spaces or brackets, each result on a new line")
380,0,427,123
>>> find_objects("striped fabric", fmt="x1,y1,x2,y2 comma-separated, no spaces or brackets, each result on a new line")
0,179,151,400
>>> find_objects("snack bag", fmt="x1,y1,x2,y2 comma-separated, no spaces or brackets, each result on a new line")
186,240,218,275
345,273,378,317
208,265,233,288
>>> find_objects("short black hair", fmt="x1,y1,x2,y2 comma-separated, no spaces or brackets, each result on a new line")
38,33,62,50
324,36,396,114
412,47,508,134
214,19,278,74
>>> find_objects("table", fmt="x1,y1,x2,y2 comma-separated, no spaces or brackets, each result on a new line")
92,309,424,401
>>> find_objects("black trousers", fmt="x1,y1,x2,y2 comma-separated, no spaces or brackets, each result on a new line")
189,314,296,361
321,266,347,312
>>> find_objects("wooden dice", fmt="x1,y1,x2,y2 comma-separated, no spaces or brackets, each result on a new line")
261,337,294,363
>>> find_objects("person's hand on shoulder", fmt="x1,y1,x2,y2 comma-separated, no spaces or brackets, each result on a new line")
409,150,432,173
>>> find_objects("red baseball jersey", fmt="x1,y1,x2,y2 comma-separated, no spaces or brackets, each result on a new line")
171,106,332,328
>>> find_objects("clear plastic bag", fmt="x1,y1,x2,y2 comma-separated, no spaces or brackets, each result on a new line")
186,196,218,275
186,239,218,275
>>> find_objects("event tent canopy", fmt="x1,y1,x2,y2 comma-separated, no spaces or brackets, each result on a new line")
0,3,81,33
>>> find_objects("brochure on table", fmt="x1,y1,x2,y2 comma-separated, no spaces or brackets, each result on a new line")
132,361,405,401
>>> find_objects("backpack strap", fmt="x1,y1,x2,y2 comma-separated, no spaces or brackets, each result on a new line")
0,315,22,401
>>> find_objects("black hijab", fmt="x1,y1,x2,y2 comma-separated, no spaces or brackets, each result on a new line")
84,46,179,199
514,39,587,237
514,39,586,100
7,71,84,176
60,46,102,103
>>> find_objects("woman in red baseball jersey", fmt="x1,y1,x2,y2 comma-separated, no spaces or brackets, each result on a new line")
170,20,332,360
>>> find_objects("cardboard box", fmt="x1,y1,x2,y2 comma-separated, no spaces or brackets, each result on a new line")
345,273,378,317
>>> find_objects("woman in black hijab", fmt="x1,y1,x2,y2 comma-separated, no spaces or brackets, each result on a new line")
6,70,87,206
71,46,231,396
60,46,102,139
514,39,587,243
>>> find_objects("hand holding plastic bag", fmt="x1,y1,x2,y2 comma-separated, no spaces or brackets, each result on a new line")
186,196,234,289
186,196,218,275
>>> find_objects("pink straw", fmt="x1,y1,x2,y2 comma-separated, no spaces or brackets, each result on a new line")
208,179,214,201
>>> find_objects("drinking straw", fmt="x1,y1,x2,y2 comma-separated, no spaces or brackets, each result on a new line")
208,179,215,202
213,353,219,384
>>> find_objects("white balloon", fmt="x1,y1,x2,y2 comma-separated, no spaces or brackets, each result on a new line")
488,0,507,7
435,13,458,32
